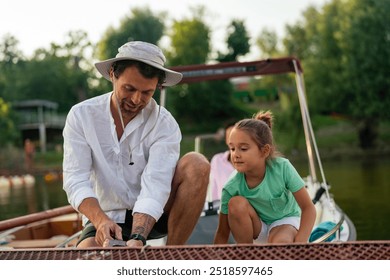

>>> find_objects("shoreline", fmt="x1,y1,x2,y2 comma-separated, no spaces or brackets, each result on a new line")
1,146,389,177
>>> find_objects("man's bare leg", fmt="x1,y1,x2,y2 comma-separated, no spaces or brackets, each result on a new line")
165,152,209,245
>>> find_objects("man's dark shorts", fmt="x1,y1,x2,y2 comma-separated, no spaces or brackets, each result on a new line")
76,210,168,246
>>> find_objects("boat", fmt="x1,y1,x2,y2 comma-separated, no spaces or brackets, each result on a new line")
171,57,357,244
0,57,356,251
0,205,82,249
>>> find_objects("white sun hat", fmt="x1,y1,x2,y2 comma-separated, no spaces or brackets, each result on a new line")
95,41,183,87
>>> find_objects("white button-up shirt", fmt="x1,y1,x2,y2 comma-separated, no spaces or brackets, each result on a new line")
63,92,181,225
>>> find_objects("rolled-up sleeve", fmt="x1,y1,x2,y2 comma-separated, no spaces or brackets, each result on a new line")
133,116,181,221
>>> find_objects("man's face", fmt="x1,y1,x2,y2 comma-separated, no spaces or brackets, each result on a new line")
112,65,158,119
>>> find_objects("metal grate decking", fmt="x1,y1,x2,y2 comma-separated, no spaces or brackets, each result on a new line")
1,241,389,260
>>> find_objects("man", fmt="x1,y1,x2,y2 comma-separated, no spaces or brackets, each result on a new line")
63,41,209,248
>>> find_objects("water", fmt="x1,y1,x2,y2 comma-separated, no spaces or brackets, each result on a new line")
0,174,68,221
293,156,390,241
0,157,389,241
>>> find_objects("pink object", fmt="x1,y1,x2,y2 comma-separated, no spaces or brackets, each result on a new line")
209,150,235,200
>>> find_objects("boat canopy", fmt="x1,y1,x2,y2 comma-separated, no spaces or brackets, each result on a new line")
169,57,303,84
164,57,324,188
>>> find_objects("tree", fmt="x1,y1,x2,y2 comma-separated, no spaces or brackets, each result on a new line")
256,28,280,58
94,7,166,94
0,97,19,146
2,30,93,113
255,28,303,152
342,0,390,148
167,7,210,66
96,7,166,60
0,34,24,100
216,20,250,62
32,33,91,111
165,7,211,126
283,0,390,149
283,6,322,60
167,8,247,130
61,30,94,103
0,34,23,65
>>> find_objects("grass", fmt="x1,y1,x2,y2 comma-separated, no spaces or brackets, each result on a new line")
34,151,63,169
181,113,390,162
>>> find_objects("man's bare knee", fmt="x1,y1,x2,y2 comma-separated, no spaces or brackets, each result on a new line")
177,151,210,180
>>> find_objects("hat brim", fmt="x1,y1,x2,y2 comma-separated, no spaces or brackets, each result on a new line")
95,57,183,87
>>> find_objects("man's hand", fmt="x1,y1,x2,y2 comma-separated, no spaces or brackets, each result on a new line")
126,239,144,247
78,198,123,247
96,218,123,246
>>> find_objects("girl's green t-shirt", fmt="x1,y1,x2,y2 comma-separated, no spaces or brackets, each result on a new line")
220,157,305,225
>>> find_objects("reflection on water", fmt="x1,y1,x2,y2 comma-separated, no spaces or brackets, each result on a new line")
0,156,389,240
0,175,68,221
293,155,390,241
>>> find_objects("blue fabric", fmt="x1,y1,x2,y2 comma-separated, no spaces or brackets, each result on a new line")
309,221,343,242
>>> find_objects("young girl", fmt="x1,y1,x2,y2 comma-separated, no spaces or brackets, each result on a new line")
214,111,316,244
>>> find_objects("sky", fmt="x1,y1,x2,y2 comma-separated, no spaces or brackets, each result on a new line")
1,0,329,59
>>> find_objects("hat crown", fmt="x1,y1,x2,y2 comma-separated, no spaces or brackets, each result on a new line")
95,40,182,86
116,41,166,66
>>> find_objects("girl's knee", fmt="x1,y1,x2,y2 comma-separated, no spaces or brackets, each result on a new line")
228,196,249,216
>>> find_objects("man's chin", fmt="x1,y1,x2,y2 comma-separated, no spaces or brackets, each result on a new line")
123,105,140,113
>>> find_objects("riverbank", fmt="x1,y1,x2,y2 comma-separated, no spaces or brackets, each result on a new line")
2,142,388,178
1,117,389,175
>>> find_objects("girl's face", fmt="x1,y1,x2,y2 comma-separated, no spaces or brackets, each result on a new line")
228,127,269,173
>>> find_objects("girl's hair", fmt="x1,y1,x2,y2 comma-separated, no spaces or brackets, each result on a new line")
235,110,281,160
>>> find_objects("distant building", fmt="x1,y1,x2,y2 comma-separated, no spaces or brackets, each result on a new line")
13,99,65,153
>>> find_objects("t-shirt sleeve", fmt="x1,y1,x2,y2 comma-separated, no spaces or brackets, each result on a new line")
220,187,232,215
219,173,239,215
284,160,305,192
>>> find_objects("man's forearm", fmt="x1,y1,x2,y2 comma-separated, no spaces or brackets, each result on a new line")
131,212,156,238
78,197,109,226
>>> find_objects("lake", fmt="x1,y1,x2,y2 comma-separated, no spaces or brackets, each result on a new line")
294,155,390,240
0,156,389,241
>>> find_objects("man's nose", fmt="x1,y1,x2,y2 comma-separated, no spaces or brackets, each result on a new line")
131,91,142,104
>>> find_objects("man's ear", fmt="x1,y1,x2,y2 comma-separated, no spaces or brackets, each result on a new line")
109,68,114,82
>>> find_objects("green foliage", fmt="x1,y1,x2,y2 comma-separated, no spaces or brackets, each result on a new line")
0,35,23,100
0,34,24,65
0,30,93,112
273,96,304,154
257,28,281,57
12,54,78,112
94,7,166,96
0,97,19,145
282,0,390,148
166,11,211,124
34,150,63,168
342,0,390,119
217,20,251,62
167,12,249,130
167,80,247,132
96,7,165,60
1,0,388,153
168,15,211,65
